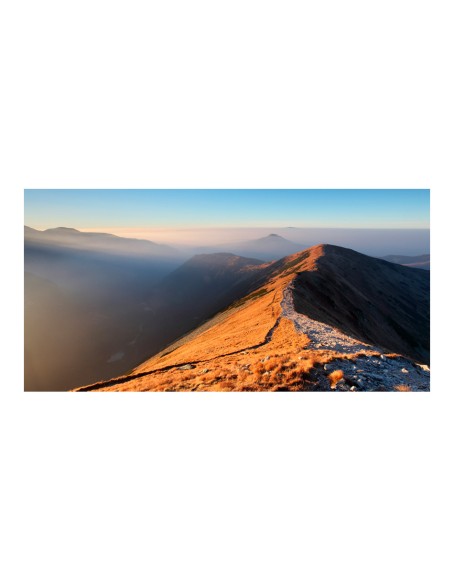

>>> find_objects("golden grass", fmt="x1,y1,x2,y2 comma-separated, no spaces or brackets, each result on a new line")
91,341,381,392
218,380,236,390
394,384,411,392
135,281,287,374
328,369,344,388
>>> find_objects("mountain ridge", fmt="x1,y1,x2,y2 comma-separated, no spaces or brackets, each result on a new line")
73,244,430,392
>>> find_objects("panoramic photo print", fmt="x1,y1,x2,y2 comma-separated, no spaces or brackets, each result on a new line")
24,189,430,392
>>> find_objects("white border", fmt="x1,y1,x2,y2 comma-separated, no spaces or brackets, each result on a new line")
1,2,452,581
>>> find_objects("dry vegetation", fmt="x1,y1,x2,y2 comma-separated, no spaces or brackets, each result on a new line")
328,370,344,388
88,312,381,392
394,384,411,392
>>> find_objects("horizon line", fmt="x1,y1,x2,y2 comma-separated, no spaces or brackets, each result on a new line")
25,224,431,233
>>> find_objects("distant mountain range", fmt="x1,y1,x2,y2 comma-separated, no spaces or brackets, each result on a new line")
24,225,185,294
73,244,430,393
197,233,432,265
25,225,178,257
380,254,430,270
197,233,305,261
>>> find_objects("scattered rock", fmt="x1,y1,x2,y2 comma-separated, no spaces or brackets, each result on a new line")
179,364,195,370
281,284,375,354
417,364,430,372
401,368,409,374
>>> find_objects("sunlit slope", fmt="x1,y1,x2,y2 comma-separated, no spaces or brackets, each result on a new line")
74,245,430,392
74,257,311,391
128,246,326,372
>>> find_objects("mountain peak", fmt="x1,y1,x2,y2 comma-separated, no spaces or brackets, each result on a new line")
255,233,292,244
295,243,357,258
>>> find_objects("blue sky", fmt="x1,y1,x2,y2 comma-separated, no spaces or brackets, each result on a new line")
24,189,430,230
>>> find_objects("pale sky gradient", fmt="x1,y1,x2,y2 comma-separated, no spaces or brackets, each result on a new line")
25,189,430,230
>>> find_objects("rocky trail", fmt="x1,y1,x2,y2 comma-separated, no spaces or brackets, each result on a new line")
280,281,430,391
281,283,377,353
314,355,430,392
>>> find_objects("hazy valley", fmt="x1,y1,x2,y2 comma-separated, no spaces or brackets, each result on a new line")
24,225,430,392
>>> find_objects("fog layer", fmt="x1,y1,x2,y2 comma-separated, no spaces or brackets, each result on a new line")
81,226,430,257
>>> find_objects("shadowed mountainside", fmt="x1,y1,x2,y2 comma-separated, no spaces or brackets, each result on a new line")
292,245,430,364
